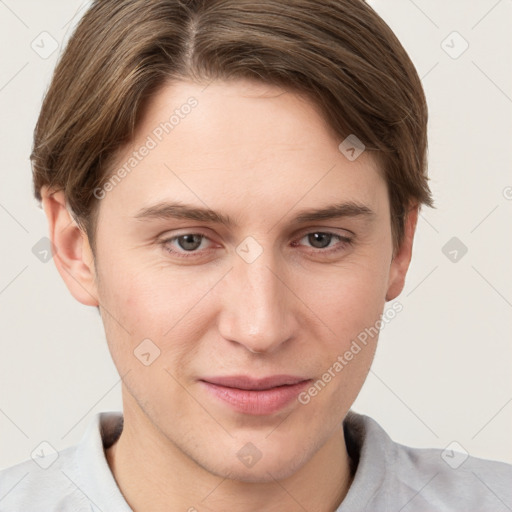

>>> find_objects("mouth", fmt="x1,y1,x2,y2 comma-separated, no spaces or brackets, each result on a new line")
198,375,312,415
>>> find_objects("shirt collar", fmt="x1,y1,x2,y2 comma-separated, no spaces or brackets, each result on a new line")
73,410,131,512
72,409,389,512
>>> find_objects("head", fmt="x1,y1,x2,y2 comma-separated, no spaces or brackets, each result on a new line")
34,0,433,482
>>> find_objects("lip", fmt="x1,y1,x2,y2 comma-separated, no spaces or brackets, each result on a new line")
199,375,312,415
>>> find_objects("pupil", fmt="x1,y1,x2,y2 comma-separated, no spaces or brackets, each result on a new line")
179,234,202,251
176,233,332,252
309,233,331,249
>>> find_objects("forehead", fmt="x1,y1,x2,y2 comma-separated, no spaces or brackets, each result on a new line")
100,79,386,221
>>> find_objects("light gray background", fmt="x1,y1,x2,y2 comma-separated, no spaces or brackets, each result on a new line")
1,0,511,470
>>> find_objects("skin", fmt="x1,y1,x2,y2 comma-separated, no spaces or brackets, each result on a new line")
41,78,418,512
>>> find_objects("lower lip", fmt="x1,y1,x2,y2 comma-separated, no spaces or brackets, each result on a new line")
199,380,311,415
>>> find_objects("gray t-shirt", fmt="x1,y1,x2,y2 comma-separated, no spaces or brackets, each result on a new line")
0,410,510,511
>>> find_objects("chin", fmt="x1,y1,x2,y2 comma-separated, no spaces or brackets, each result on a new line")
201,444,310,483
216,461,305,484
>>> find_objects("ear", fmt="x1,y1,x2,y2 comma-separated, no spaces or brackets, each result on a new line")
385,204,419,301
40,186,99,307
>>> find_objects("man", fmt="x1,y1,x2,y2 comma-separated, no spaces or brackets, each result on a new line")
1,0,511,511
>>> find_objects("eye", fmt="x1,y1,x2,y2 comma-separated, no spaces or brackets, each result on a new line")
292,231,353,254
160,230,353,259
161,233,214,258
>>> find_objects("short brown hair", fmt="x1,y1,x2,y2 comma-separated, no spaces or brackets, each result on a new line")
31,0,433,257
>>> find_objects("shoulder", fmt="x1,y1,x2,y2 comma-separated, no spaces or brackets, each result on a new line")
0,445,91,511
391,439,512,510
0,411,125,512
341,412,512,512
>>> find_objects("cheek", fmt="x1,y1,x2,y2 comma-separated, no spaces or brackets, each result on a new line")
302,255,390,346
97,247,195,329
96,254,214,375
295,262,388,418
96,262,201,418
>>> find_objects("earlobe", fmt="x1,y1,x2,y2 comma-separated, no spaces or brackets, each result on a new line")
385,205,419,301
40,186,99,307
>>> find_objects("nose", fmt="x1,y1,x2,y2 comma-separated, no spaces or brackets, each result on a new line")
217,246,297,354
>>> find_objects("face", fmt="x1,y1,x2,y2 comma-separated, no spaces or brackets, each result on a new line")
51,79,415,482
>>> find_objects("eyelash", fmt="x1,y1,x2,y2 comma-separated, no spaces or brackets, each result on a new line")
160,231,353,259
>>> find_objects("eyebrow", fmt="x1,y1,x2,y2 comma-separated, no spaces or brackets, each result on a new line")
134,200,375,227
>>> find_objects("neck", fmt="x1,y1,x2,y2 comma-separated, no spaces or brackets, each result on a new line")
106,398,353,512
